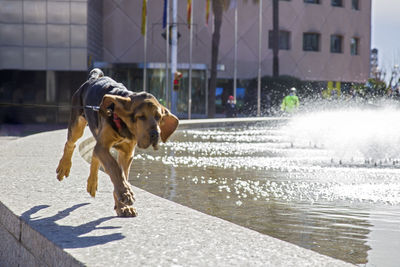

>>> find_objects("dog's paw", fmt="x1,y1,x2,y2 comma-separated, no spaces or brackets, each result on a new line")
86,176,98,197
126,186,136,202
115,205,138,217
56,158,72,181
119,190,135,206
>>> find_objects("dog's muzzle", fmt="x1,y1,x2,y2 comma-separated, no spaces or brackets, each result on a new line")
150,130,160,150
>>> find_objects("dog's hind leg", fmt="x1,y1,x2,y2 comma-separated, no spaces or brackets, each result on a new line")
87,153,100,197
56,115,87,181
56,91,87,181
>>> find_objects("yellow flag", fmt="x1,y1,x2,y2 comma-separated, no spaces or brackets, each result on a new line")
205,0,210,26
187,0,192,29
141,0,147,35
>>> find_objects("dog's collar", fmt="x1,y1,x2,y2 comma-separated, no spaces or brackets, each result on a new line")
113,113,122,130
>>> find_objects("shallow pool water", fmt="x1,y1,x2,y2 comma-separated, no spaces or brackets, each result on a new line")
129,111,400,266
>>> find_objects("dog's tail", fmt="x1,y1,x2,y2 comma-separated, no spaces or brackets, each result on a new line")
88,68,104,81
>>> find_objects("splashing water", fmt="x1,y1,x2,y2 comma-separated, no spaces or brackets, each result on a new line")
284,108,400,161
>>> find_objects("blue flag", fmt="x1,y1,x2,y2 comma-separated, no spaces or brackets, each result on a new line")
163,0,168,28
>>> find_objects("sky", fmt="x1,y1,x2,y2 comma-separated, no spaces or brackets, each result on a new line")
371,0,400,78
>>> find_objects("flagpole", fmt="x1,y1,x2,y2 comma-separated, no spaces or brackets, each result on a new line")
234,4,238,102
171,0,178,114
143,22,147,91
143,0,147,91
188,0,193,119
205,0,210,117
165,0,170,108
257,0,262,117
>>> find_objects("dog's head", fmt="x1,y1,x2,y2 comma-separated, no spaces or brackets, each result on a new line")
99,92,179,149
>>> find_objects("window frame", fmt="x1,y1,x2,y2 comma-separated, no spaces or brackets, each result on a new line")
303,32,320,52
304,0,320,4
268,30,291,50
352,0,360,10
331,0,343,7
350,37,359,55
330,34,344,53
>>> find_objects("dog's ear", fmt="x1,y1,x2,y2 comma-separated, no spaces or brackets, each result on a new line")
100,94,131,117
160,107,179,143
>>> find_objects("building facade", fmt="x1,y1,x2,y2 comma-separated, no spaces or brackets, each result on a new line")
0,0,371,122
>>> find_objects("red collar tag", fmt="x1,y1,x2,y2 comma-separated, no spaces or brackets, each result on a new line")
113,113,122,130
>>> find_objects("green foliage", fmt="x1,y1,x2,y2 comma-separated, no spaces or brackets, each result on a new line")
351,78,387,98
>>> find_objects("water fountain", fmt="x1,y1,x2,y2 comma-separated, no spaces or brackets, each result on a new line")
128,107,400,266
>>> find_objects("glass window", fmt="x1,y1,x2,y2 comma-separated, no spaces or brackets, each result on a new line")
331,0,343,7
352,0,359,10
268,30,291,50
304,0,320,4
330,35,343,53
303,33,320,51
350,37,359,55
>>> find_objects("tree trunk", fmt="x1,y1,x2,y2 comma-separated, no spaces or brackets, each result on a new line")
208,0,224,118
272,0,279,78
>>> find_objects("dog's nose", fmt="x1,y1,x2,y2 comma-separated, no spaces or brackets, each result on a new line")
150,130,159,142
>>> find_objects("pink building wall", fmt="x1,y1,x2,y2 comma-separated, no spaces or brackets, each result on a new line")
102,0,371,83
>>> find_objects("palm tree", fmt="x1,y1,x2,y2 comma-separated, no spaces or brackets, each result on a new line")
208,0,224,118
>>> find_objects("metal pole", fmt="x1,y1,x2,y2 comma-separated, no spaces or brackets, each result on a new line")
165,0,170,108
143,4,147,92
188,0,193,119
234,5,238,101
257,0,262,117
205,70,209,116
272,0,279,77
170,0,178,114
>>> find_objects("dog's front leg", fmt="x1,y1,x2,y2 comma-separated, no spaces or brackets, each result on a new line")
115,142,135,180
86,153,100,197
93,143,137,217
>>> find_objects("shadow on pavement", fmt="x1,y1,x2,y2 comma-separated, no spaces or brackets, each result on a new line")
21,203,125,248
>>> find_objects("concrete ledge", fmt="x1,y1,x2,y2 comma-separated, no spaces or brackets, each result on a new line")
0,118,352,266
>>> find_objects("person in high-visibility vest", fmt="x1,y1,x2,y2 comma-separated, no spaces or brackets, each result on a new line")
281,87,299,113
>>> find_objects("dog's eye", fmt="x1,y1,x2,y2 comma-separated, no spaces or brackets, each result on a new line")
137,115,146,121
154,114,161,121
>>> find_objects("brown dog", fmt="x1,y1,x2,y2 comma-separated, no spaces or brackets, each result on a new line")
56,68,179,217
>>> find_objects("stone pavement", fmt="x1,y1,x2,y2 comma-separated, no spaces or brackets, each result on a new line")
0,136,19,146
0,118,352,266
